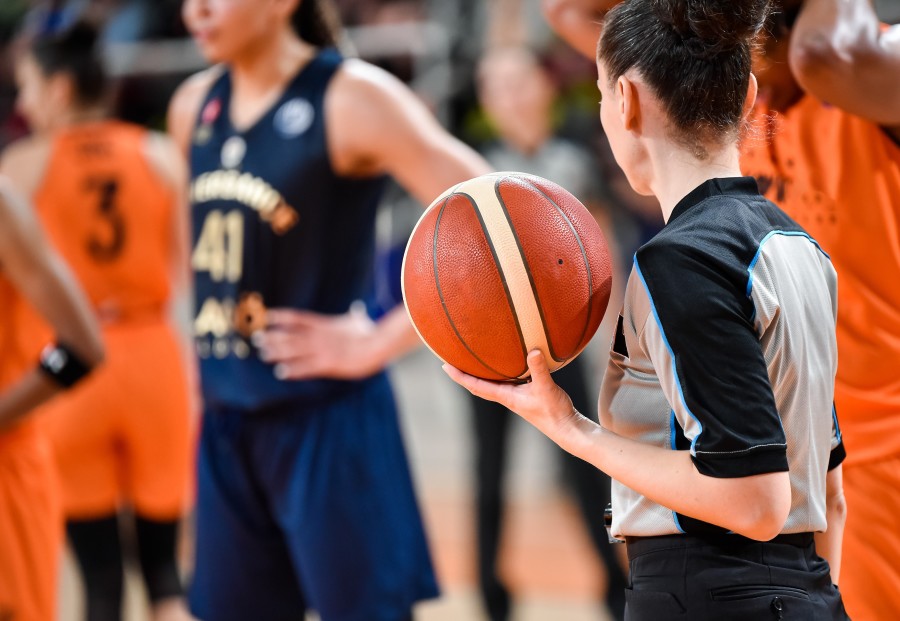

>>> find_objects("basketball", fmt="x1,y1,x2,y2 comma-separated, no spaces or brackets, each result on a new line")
401,172,613,381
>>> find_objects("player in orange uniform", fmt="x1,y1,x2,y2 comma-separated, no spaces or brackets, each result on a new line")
740,2,900,618
1,22,194,621
0,180,103,621
545,0,900,618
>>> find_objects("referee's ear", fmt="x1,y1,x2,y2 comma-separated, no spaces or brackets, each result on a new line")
617,75,642,135
743,73,759,121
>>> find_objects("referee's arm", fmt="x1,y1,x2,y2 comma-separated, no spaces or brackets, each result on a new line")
632,242,793,538
447,243,793,540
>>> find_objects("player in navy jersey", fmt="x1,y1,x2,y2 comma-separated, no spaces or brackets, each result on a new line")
167,0,490,619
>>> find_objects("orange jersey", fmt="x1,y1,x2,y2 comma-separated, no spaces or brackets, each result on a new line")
0,277,63,621
31,121,175,322
741,96,900,465
0,274,41,443
0,277,27,392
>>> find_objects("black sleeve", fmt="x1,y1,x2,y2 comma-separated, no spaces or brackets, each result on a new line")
635,242,789,478
829,404,846,471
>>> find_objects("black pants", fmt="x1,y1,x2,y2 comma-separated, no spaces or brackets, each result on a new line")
624,533,849,620
471,356,627,621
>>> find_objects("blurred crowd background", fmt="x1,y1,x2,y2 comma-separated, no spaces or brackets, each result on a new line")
1,1,899,620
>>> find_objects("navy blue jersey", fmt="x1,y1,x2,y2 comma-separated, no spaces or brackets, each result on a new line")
189,50,387,410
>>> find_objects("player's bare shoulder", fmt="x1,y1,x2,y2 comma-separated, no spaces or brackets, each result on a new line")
325,58,428,174
0,134,54,198
168,65,226,154
327,58,412,123
0,174,36,244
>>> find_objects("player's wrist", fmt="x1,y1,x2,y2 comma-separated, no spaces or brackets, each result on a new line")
38,341,96,387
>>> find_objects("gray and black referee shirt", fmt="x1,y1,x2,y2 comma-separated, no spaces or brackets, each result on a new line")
600,176,845,539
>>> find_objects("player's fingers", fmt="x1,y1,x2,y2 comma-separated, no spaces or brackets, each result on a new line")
255,330,302,362
272,355,317,380
266,308,322,328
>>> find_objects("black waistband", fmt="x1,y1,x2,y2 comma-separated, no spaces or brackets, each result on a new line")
625,532,815,561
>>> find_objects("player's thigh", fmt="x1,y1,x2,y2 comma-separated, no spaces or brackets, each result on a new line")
41,363,120,517
260,377,437,621
189,409,306,621
117,323,194,519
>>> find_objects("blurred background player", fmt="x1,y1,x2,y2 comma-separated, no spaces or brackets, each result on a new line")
167,0,490,619
742,1,900,617
471,45,626,621
0,180,103,621
545,0,900,617
1,20,194,621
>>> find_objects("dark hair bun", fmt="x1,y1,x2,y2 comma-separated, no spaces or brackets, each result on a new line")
58,20,101,53
652,0,770,58
30,19,106,105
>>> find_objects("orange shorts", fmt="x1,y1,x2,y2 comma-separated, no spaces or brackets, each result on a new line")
42,319,194,520
840,453,900,620
0,421,63,621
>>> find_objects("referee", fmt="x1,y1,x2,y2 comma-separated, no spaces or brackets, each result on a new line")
446,0,849,618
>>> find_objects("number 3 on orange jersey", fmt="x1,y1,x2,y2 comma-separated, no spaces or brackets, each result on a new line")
85,177,125,262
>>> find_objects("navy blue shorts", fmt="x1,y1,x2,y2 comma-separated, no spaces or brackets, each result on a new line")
189,373,439,621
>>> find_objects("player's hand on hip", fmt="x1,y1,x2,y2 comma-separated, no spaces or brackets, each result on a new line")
444,350,581,445
253,304,383,380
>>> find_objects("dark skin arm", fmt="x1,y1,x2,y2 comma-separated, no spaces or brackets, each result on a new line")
814,465,846,584
0,179,103,428
789,0,900,139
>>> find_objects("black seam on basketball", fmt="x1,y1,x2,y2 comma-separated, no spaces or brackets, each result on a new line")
433,194,521,380
524,179,595,357
456,191,528,377
494,177,565,363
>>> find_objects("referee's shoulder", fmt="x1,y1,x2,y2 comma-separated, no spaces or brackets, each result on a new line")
635,227,691,266
633,234,697,290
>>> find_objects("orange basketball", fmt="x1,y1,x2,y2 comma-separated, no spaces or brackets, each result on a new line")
401,172,613,381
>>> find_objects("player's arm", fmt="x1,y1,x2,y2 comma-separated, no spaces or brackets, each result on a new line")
814,464,846,584
255,61,492,381
789,0,900,130
332,60,491,364
144,131,198,369
145,132,192,295
329,59,491,206
542,0,620,60
0,180,103,427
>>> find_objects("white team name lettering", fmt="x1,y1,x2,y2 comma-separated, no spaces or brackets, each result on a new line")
191,171,283,217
